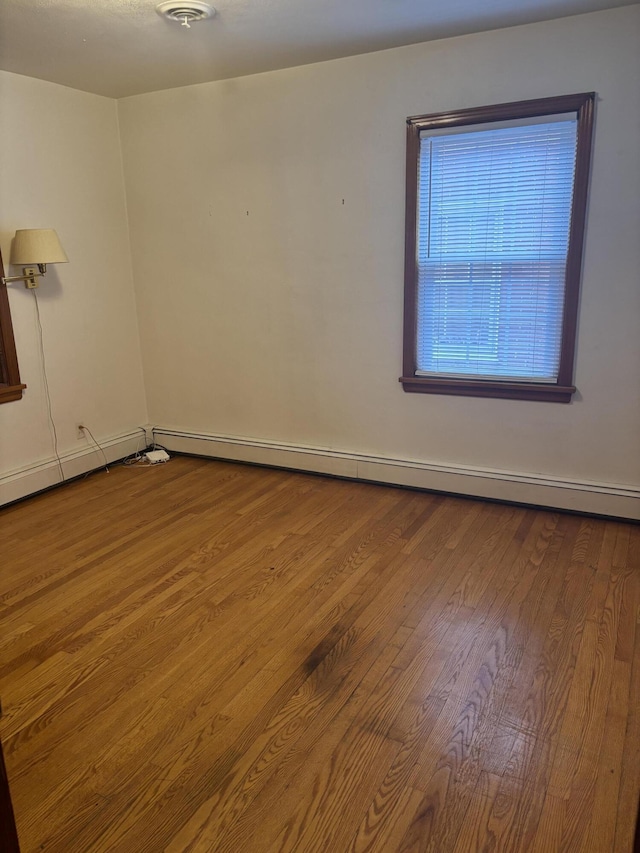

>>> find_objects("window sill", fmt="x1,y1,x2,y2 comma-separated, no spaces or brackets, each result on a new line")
399,376,575,403
0,383,26,404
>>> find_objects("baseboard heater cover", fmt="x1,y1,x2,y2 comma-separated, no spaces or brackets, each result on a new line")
153,428,640,520
0,430,143,507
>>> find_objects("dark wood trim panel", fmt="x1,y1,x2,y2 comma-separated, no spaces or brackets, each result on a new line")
557,93,596,388
402,119,421,381
0,737,20,852
0,386,26,404
0,247,26,404
404,92,596,133
401,92,596,403
399,376,576,403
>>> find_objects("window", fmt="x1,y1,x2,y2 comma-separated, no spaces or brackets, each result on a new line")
0,247,26,403
401,93,595,402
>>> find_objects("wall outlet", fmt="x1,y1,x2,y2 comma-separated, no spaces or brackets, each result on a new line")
76,423,86,440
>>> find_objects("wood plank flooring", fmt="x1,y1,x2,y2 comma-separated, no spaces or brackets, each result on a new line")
0,455,638,852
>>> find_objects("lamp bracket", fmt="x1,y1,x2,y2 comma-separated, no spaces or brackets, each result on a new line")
1,267,43,288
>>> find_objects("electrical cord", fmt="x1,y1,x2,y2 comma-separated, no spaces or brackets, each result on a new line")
122,426,146,464
33,291,146,479
123,427,172,468
33,290,64,482
150,427,169,454
123,427,153,466
80,423,110,473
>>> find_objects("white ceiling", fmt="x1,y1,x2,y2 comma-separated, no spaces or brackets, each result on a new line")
0,0,636,99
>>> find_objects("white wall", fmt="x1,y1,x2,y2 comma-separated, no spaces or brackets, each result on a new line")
2,9,636,515
0,71,148,502
118,6,640,516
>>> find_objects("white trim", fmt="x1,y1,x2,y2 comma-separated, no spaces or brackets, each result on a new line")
0,429,144,506
5,425,638,519
154,427,640,520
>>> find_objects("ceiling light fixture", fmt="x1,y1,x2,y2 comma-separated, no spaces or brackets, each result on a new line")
156,1,216,28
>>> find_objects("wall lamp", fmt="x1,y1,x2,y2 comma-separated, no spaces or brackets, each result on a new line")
1,229,68,288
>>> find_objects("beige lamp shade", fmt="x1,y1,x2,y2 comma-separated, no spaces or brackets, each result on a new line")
10,229,68,265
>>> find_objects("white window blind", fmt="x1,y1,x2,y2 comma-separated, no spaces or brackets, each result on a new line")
416,119,578,382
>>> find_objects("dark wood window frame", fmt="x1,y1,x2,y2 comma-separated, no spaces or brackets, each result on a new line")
0,246,26,403
400,92,596,403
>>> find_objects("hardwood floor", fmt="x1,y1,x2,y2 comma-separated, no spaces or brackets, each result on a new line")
0,455,638,852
